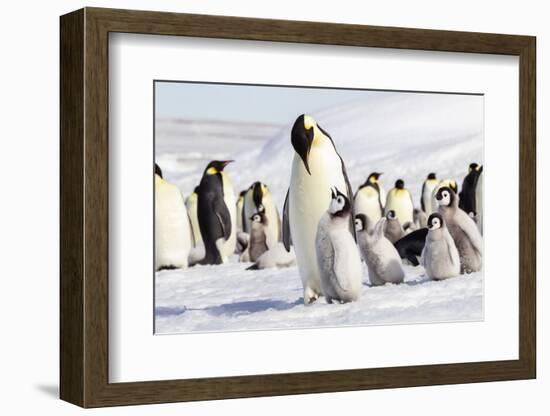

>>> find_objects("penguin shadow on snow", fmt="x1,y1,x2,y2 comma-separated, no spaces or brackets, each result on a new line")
157,298,304,317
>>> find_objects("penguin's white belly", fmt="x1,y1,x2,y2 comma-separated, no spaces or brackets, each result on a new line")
220,175,236,260
475,172,483,234
354,188,382,223
186,199,202,246
263,193,280,244
155,181,191,269
422,183,437,215
289,148,347,298
386,192,413,225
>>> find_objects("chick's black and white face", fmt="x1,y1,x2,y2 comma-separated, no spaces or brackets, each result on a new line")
436,187,452,206
428,213,443,230
251,214,262,223
328,188,350,217
387,210,396,220
354,217,364,232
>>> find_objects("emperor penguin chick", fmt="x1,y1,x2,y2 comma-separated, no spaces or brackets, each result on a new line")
316,188,362,304
435,186,483,273
421,213,460,280
384,210,405,243
355,214,404,286
248,210,272,262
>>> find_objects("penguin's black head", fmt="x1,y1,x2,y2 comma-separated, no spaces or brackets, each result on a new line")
435,186,455,207
155,163,163,178
427,172,437,180
328,187,351,217
250,211,266,224
469,163,480,172
427,213,444,230
251,181,265,207
291,114,317,175
239,190,247,198
354,213,368,232
205,160,233,175
368,172,383,182
395,179,405,189
386,210,397,220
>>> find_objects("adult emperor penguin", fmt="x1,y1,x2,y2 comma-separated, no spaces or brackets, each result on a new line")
394,228,428,266
354,172,385,224
421,213,461,280
356,214,404,286
421,173,439,215
385,179,414,225
243,181,281,242
435,186,483,273
459,163,483,220
282,114,354,304
185,186,202,247
430,179,458,214
236,190,247,232
155,164,192,270
197,160,237,265
316,189,362,303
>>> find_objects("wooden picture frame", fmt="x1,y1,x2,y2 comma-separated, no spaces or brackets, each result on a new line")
60,7,536,408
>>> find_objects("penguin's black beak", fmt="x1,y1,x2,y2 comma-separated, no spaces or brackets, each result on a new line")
220,160,234,170
291,115,314,175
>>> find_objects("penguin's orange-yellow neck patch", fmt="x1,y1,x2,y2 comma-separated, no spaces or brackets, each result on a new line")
206,167,218,175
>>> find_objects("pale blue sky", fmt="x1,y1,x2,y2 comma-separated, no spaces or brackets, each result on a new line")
154,81,379,125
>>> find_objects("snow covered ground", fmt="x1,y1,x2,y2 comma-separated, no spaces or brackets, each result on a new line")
155,89,484,334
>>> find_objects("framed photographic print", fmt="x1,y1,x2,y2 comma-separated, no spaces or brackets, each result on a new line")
60,7,536,408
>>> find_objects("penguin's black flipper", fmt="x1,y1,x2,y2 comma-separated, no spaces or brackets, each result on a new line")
215,203,232,241
282,188,292,252
339,155,356,241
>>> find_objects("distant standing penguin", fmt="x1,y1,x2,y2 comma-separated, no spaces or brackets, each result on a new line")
354,172,385,223
236,190,247,232
430,179,458,214
316,189,362,303
282,115,354,304
185,186,202,247
355,214,404,286
248,210,273,262
413,208,428,229
243,182,281,243
384,210,405,243
421,173,439,215
385,179,414,225
155,164,191,270
435,186,483,273
421,213,460,280
197,160,236,265
459,163,483,222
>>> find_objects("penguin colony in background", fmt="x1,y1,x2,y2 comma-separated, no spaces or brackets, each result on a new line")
155,113,484,306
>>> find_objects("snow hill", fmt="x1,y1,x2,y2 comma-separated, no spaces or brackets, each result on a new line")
155,91,484,334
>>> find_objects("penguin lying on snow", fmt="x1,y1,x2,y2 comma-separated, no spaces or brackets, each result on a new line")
355,214,404,286
282,114,354,305
436,186,483,273
385,179,414,225
316,188,362,304
247,242,297,270
421,213,460,280
197,160,236,265
384,210,405,243
394,227,428,266
155,164,191,270
354,172,385,223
